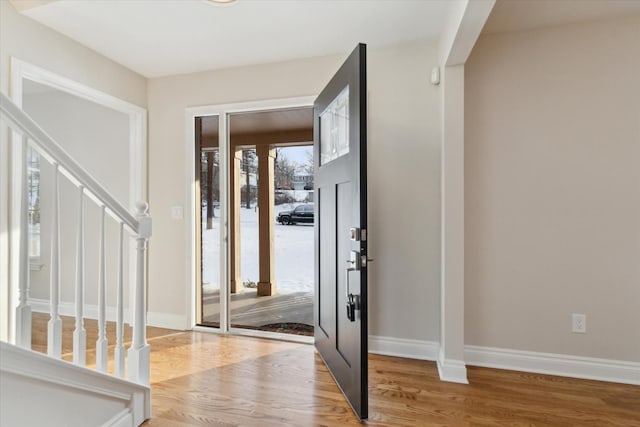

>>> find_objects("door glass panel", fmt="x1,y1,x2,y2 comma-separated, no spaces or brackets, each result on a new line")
198,114,221,328
232,145,315,336
320,86,349,166
200,149,220,308
273,146,314,336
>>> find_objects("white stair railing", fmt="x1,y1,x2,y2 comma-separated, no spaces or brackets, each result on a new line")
0,92,151,385
96,205,108,373
73,185,86,366
15,134,31,349
48,162,62,359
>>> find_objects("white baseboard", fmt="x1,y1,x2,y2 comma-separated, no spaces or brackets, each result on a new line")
101,409,132,427
28,298,187,331
437,350,469,384
367,336,470,384
26,300,639,386
147,311,188,331
465,345,640,386
368,335,439,361
29,298,130,323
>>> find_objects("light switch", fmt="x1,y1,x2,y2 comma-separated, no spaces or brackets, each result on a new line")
171,206,183,220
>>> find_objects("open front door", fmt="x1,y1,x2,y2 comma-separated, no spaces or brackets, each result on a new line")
314,43,368,420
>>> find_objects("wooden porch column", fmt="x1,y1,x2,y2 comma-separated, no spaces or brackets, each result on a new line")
257,145,276,296
230,148,242,294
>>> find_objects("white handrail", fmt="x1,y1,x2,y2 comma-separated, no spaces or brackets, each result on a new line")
0,93,139,231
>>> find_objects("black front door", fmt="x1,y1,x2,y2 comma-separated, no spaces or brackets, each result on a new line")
313,43,368,420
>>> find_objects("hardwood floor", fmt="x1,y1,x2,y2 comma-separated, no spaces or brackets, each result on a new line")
30,312,177,369
142,330,639,426
29,315,639,426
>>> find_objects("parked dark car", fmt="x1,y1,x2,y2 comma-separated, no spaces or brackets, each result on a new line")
276,204,314,225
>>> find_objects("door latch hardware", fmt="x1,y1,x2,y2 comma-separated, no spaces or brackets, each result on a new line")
345,250,361,322
346,294,357,322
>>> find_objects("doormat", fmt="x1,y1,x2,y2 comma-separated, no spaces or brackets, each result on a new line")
260,323,314,336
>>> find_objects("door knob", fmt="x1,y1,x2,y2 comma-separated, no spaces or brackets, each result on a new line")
360,255,374,268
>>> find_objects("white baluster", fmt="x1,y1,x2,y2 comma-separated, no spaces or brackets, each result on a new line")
15,135,31,349
128,201,151,385
96,205,108,373
114,222,125,378
73,185,86,366
48,162,62,358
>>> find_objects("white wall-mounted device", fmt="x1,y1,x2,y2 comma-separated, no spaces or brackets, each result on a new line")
430,66,440,85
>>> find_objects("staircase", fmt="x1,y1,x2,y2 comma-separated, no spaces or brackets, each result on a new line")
0,92,152,426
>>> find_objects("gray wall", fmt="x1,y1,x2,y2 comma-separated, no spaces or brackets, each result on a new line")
23,85,131,309
465,15,640,362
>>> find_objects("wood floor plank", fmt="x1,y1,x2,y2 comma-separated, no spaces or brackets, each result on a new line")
28,314,640,426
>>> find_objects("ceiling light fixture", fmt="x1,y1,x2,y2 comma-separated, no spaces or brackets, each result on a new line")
203,0,238,5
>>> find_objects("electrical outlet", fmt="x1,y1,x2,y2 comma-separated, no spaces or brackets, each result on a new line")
572,313,586,334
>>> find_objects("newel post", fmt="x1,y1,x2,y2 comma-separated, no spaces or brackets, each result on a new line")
128,201,151,385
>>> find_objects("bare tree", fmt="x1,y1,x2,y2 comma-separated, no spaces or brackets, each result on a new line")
303,148,314,175
201,150,219,229
302,148,314,190
241,149,257,209
274,148,296,190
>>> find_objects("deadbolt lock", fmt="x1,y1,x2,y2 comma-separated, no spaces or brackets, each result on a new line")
349,227,367,242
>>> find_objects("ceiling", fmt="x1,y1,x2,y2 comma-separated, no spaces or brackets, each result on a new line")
199,107,313,148
11,0,640,79
229,108,312,135
16,0,455,78
483,0,640,34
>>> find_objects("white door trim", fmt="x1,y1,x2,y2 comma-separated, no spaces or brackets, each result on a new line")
10,58,148,209
184,96,316,331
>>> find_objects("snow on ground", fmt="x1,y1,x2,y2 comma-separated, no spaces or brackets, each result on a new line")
202,203,313,294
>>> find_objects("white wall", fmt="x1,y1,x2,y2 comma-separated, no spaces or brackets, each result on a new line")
465,15,640,362
0,2,146,106
147,41,443,342
23,84,130,205
0,372,127,427
0,1,146,339
0,0,443,346
23,85,130,308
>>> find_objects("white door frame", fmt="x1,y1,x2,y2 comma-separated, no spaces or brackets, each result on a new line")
10,58,148,210
5,58,147,340
184,96,315,334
